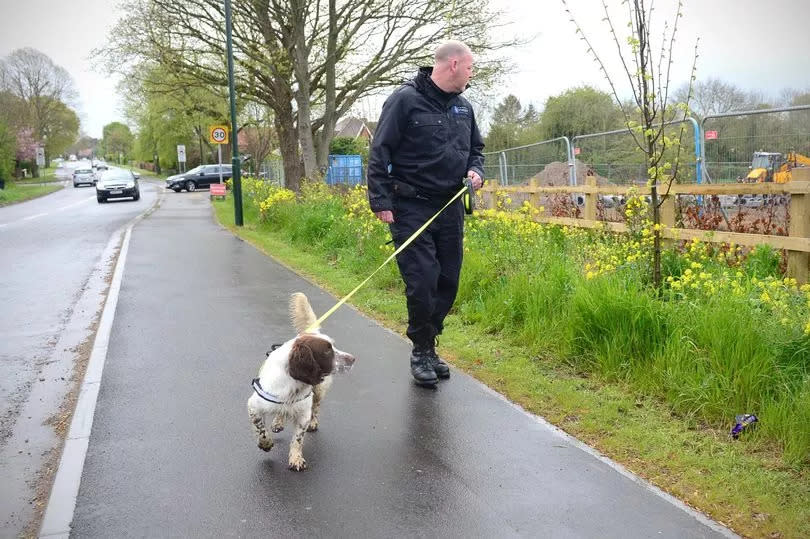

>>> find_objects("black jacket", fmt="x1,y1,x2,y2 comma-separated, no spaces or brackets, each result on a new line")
367,67,485,212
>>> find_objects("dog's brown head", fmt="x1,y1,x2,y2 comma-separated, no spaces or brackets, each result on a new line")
288,334,337,386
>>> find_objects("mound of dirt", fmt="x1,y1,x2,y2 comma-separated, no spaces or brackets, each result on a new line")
528,160,610,186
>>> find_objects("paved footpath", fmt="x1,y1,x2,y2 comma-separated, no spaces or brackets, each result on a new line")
47,191,734,538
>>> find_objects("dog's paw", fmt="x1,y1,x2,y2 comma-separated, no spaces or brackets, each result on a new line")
306,417,319,432
288,455,308,471
271,417,285,433
257,439,274,452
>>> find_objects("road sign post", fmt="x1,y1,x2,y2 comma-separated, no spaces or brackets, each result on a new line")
177,145,186,173
225,0,243,226
218,145,223,183
208,126,229,186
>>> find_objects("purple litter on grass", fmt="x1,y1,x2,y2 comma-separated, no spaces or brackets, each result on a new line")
730,414,758,439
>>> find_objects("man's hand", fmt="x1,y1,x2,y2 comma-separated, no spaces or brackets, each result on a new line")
466,170,483,190
374,210,394,224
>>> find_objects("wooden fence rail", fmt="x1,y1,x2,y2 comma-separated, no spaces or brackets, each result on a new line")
479,168,810,282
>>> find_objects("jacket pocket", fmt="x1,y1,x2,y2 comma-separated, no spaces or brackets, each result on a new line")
408,113,447,144
409,112,445,129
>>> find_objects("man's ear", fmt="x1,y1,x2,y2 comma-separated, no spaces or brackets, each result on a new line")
288,340,322,386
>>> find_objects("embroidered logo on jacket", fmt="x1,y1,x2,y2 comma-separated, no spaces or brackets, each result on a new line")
452,105,470,116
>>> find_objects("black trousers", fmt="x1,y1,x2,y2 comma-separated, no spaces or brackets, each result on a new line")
390,196,464,349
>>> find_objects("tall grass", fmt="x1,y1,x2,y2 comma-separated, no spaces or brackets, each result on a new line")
242,179,810,469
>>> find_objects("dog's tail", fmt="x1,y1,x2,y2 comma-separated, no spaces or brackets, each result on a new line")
290,293,318,333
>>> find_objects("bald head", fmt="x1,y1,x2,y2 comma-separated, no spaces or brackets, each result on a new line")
434,40,472,63
431,40,474,94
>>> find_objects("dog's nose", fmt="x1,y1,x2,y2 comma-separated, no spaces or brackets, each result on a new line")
340,352,356,367
334,350,356,373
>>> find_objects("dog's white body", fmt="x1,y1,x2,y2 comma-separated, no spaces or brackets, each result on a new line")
247,293,353,471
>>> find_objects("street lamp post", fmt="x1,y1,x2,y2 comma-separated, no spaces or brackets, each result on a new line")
225,0,243,226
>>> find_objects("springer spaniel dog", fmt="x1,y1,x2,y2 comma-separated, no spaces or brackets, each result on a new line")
247,293,355,471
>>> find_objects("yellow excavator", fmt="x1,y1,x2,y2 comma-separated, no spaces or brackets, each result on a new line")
745,151,810,183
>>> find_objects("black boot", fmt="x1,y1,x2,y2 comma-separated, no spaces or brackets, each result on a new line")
430,337,450,379
410,346,438,387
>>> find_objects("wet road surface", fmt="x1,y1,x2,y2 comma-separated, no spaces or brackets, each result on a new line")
63,191,734,538
0,168,160,536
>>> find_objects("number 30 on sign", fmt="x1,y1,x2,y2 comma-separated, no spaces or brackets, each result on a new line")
209,125,229,144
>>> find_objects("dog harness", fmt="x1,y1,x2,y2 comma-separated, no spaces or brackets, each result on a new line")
252,343,312,404
251,378,312,404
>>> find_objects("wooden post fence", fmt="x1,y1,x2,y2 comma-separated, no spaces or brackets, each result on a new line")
480,173,810,283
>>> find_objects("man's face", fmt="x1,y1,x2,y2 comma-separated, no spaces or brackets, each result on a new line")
451,53,474,93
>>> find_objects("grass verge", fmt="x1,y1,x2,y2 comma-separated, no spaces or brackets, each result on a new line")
212,195,809,539
0,177,62,206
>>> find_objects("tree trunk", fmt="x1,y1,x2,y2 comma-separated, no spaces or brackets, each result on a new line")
290,1,319,180
315,0,338,170
651,183,661,288
274,110,303,192
197,125,205,165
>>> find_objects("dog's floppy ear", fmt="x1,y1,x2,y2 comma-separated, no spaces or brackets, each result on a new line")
288,336,333,385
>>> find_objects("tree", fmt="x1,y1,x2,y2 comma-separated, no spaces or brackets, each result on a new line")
329,136,369,164
121,63,233,171
673,78,754,120
101,122,134,163
541,86,621,140
97,0,514,191
68,135,102,158
239,101,276,172
15,127,38,163
0,48,78,168
781,88,810,107
485,94,541,151
563,0,698,288
0,118,15,182
42,99,79,159
0,90,29,131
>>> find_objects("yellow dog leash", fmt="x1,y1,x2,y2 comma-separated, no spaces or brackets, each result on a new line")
304,183,471,333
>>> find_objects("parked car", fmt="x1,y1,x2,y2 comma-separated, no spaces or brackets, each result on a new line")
165,164,233,192
96,169,140,203
73,168,96,187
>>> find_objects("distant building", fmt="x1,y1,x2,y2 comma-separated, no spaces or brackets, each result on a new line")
334,117,373,142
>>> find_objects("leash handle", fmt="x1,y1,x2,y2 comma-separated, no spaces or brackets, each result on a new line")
304,184,468,333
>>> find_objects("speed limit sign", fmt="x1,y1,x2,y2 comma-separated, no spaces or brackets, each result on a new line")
209,125,229,144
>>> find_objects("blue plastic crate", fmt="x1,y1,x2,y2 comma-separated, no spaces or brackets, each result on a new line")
326,154,364,185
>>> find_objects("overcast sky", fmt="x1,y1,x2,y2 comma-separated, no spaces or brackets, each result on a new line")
1,0,808,139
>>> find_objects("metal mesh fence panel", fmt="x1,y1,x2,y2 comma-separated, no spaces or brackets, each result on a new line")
484,138,571,187
703,107,810,184
573,121,699,186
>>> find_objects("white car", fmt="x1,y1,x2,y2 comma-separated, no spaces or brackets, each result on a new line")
72,168,96,187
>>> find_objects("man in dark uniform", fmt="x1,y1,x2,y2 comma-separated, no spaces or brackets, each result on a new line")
367,40,485,387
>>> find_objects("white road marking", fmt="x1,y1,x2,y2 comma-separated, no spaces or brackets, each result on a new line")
0,196,94,227
38,185,164,539
38,225,131,539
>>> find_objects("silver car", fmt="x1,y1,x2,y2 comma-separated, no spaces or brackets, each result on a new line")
96,169,140,203
73,168,96,187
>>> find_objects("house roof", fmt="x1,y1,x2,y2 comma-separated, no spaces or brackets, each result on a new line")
335,117,372,139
